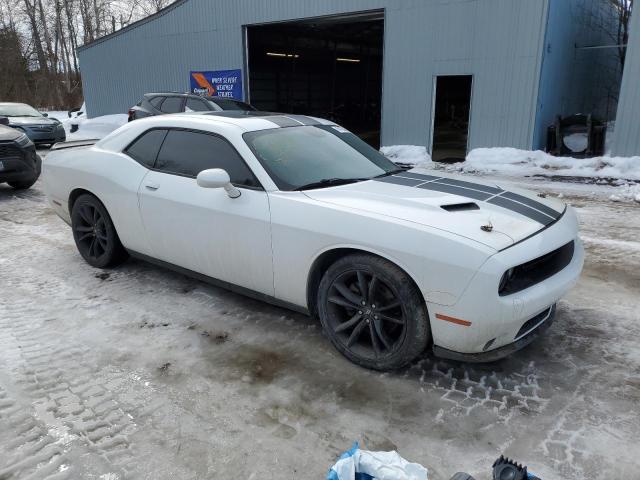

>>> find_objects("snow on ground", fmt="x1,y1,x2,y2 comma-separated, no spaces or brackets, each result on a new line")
0,156,639,479
384,145,640,203
44,109,128,142
380,145,433,168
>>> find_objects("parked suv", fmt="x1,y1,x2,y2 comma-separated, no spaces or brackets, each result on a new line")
128,92,256,121
0,122,41,190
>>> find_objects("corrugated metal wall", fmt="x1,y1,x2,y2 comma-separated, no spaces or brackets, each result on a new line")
612,8,640,157
534,0,621,150
78,0,549,149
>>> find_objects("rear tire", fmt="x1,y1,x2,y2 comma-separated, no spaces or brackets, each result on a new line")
317,253,430,371
71,194,128,268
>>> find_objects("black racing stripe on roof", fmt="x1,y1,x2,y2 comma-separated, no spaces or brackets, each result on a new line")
416,182,494,201
376,175,426,187
266,116,304,127
487,196,556,225
288,115,322,125
434,177,503,194
500,191,561,219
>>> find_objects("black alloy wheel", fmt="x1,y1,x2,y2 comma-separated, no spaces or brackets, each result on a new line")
71,194,128,268
318,254,430,370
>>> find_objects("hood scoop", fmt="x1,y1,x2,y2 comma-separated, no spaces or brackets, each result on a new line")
441,202,480,212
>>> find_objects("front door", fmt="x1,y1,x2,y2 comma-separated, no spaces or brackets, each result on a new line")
138,128,273,296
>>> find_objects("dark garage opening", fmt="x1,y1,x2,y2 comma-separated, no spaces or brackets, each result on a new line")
246,12,384,148
431,75,473,162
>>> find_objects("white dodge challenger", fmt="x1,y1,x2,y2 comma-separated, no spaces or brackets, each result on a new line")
43,112,584,370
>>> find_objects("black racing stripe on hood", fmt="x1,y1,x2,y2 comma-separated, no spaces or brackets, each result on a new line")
432,177,503,195
376,175,426,187
487,196,556,225
416,182,494,201
500,191,560,218
375,173,561,225
393,172,442,182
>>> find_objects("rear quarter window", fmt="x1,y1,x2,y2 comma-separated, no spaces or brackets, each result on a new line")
160,96,184,113
149,96,164,109
124,129,168,167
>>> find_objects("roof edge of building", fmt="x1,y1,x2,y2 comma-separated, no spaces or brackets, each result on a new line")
77,0,190,52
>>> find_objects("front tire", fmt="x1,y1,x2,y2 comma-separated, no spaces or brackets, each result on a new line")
71,194,128,268
317,253,430,370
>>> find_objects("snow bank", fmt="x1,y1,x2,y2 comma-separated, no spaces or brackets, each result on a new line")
66,114,128,141
459,148,640,181
381,145,640,182
380,145,434,168
609,183,640,203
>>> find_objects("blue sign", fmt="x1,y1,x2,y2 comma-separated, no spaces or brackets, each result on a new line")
190,69,243,100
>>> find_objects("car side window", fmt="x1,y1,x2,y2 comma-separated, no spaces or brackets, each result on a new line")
159,96,184,113
155,129,260,188
185,98,209,112
149,96,164,109
124,129,168,167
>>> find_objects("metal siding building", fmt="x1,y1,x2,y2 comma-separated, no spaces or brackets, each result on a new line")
612,5,640,157
78,0,619,153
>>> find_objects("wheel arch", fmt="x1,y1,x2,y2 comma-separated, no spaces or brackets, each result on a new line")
68,187,97,214
305,246,426,319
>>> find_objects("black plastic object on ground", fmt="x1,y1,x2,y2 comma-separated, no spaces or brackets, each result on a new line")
449,473,476,480
546,113,606,157
492,455,541,480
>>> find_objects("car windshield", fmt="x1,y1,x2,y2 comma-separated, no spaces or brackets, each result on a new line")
243,125,401,191
208,98,256,111
0,103,43,117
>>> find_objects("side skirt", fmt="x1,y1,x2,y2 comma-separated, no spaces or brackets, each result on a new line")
126,250,310,316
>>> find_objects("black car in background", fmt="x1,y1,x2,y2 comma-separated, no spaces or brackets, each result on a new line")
0,102,66,146
128,92,256,121
0,123,41,190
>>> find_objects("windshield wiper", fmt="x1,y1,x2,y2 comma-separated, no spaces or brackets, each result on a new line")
294,177,367,191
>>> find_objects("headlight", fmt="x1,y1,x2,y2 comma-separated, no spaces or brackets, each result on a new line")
15,133,33,147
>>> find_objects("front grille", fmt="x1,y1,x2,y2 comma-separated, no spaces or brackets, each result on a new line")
499,241,575,296
30,125,55,133
515,305,554,339
0,142,24,162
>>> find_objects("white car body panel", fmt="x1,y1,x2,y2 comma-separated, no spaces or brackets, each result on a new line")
138,170,273,295
42,112,583,361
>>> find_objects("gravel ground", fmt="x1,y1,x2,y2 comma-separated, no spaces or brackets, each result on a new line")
0,158,639,480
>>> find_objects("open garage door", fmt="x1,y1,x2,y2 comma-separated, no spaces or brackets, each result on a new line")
246,11,384,148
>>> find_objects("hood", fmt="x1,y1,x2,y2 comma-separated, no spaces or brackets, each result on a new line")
7,116,60,127
303,170,565,251
0,124,23,141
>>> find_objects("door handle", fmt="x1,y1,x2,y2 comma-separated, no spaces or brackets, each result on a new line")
144,182,160,191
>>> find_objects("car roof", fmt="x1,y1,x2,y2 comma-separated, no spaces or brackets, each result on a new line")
175,110,336,132
0,102,31,106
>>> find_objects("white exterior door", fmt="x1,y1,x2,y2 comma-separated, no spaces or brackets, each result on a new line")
137,129,274,296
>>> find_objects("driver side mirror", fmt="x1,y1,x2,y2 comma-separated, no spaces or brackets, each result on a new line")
42,112,48,117
0,116,8,126
196,168,241,198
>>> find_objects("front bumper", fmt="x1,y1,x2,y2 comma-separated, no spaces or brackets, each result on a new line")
13,125,66,145
433,305,556,362
0,142,41,183
428,206,584,361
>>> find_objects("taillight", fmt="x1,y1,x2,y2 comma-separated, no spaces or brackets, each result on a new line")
127,109,135,121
